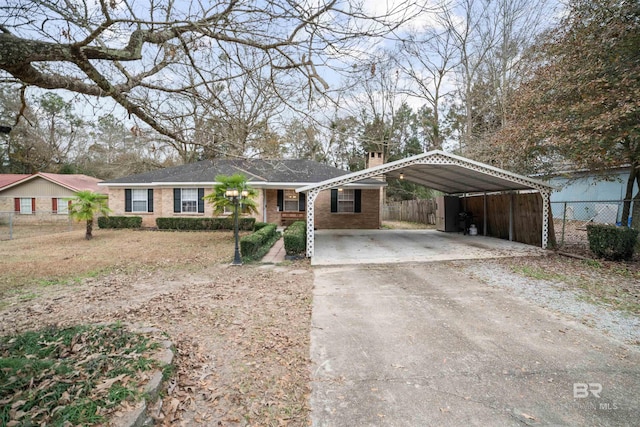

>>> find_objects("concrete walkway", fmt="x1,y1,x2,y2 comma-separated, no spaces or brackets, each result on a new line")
311,263,640,426
312,229,545,266
260,237,286,263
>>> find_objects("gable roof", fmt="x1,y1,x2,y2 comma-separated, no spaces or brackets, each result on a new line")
297,150,554,194
101,159,385,187
0,173,104,193
0,174,30,190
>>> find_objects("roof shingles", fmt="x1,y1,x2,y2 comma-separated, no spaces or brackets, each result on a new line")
102,159,379,186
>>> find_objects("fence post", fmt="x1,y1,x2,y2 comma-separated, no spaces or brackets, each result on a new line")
561,202,567,247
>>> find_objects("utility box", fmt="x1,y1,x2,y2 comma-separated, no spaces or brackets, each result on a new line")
436,195,460,232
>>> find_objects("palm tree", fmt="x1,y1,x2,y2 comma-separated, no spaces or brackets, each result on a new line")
204,174,258,215
68,190,111,240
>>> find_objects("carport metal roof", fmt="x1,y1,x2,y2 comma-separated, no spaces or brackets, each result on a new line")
297,150,553,257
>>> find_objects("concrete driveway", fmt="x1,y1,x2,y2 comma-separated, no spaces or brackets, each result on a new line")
312,229,545,266
310,263,640,426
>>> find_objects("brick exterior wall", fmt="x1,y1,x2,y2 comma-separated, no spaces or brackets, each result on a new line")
106,186,381,229
107,187,264,228
314,189,381,229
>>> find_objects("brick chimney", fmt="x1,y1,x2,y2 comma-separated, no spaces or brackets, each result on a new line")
367,151,384,169
367,152,385,181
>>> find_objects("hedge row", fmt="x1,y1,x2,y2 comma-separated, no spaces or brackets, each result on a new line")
155,217,255,231
284,221,306,255
97,216,142,229
586,224,638,261
253,222,270,231
240,223,278,261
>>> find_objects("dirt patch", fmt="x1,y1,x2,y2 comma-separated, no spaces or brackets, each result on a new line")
0,230,313,425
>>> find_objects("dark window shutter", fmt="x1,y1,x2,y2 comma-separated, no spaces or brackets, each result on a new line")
14,198,19,213
330,189,338,213
198,188,205,213
354,189,362,213
52,198,58,213
298,192,306,212
125,189,132,212
147,189,154,212
277,190,284,211
31,198,36,213
173,188,181,213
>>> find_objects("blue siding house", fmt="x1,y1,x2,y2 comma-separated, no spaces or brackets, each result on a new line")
545,167,638,224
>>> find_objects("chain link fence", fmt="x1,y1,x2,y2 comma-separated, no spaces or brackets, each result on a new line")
0,211,82,241
551,200,636,250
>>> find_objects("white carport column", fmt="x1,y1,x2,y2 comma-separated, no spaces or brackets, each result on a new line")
305,189,320,257
541,190,551,248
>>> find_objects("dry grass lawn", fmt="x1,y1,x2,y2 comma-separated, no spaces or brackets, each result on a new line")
0,229,313,425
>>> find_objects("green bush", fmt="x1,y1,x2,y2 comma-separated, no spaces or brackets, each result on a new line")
97,216,142,229
586,224,639,261
240,223,278,260
283,221,306,256
253,222,271,231
156,217,255,231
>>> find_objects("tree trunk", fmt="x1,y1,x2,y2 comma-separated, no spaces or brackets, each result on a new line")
86,219,93,240
631,172,640,230
621,162,638,226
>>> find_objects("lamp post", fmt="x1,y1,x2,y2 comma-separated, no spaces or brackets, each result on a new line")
225,187,248,265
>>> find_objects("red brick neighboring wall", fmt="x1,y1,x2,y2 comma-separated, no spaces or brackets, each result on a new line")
314,189,381,229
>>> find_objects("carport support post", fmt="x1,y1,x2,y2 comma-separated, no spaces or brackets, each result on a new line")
305,189,319,257
541,190,550,249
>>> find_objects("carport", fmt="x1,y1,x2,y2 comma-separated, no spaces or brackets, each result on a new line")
296,150,554,258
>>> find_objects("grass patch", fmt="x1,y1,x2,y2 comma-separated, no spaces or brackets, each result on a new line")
0,229,234,298
511,265,569,282
0,323,162,426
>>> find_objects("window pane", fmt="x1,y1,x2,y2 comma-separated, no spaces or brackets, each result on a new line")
181,188,198,213
20,198,32,214
57,198,68,214
337,189,354,213
132,189,147,212
338,201,354,213
132,201,147,211
283,189,298,211
182,200,197,213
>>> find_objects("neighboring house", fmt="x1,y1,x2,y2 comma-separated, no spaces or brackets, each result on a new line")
0,173,105,216
544,166,638,223
99,155,387,228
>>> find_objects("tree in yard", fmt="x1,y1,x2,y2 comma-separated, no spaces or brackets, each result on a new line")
204,174,258,216
488,0,640,226
68,191,111,240
0,0,421,153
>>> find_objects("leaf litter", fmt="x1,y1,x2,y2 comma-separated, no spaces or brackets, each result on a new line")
0,260,314,426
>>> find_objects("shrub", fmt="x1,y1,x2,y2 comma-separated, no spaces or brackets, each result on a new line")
253,222,271,231
283,221,306,256
156,217,255,231
97,216,142,229
586,224,639,261
240,223,278,260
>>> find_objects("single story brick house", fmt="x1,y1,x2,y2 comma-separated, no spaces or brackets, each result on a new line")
0,173,104,216
99,156,387,229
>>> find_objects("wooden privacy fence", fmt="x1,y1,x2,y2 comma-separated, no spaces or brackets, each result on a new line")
385,193,555,247
383,199,436,224
461,192,555,247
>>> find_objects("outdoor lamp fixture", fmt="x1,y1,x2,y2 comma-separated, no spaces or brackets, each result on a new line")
399,173,404,180
225,187,248,266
